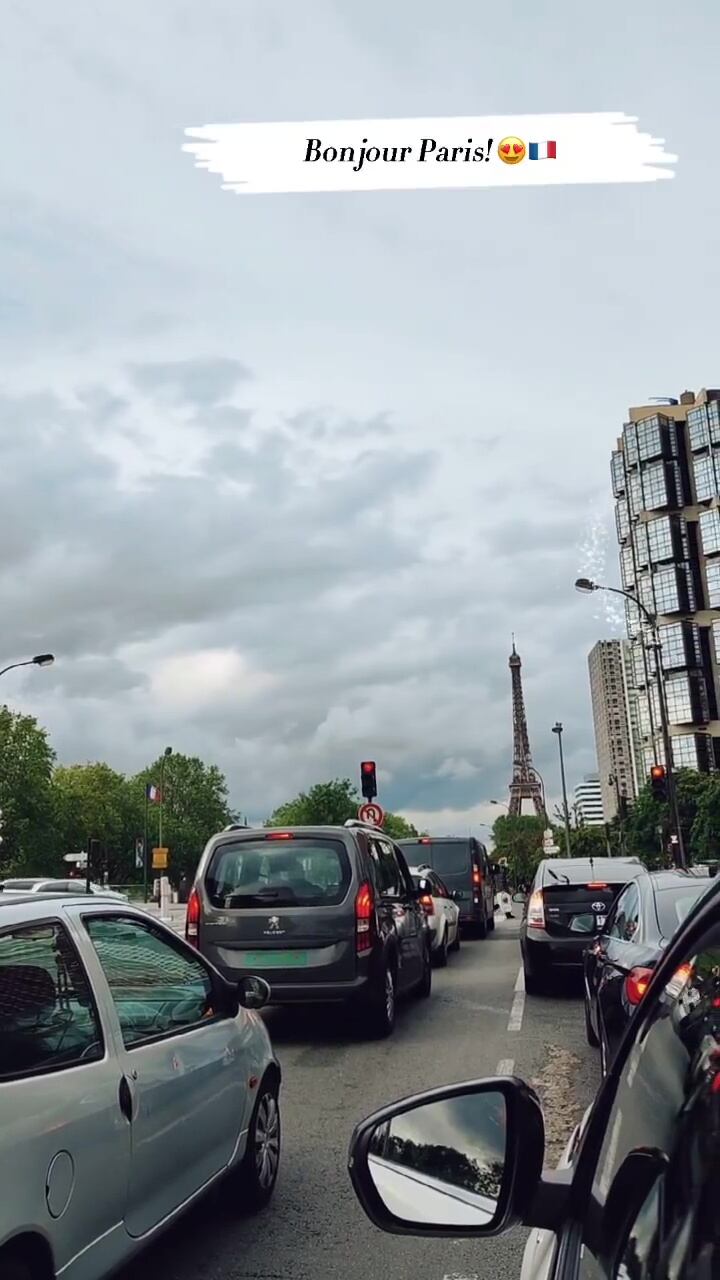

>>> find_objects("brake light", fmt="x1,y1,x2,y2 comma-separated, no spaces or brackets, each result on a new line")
473,866,482,887
625,966,654,1005
185,887,201,947
419,894,434,917
265,832,294,840
419,838,431,845
355,882,376,954
587,882,609,889
527,889,545,929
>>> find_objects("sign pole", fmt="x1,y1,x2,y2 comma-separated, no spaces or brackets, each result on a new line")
143,787,149,903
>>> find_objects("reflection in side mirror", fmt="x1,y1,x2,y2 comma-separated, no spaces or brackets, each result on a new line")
365,1091,508,1228
238,975,271,1010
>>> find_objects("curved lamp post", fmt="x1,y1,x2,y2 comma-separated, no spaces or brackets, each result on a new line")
575,577,685,868
0,654,55,679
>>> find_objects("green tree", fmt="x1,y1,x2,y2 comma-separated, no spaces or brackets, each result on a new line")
52,762,136,882
0,706,56,874
568,824,609,859
491,814,546,887
135,753,231,882
266,777,420,838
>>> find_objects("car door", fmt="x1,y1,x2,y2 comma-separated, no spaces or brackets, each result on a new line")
571,910,720,1279
0,916,130,1279
593,883,644,1061
80,912,249,1239
371,839,423,993
433,873,458,942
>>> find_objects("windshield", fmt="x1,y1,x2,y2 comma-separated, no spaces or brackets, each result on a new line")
1,880,40,890
401,842,472,876
205,839,352,909
656,882,711,938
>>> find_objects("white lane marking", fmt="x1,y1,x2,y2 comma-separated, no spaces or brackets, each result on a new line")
496,1058,514,1076
508,968,525,1031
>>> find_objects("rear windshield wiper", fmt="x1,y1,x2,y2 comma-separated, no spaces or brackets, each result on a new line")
545,867,570,885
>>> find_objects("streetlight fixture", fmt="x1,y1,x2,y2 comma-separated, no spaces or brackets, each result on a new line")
574,577,685,868
0,653,55,678
552,722,573,858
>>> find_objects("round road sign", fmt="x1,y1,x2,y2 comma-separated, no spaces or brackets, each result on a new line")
358,802,384,827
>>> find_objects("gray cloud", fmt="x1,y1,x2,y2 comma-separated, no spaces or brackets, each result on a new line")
127,358,252,404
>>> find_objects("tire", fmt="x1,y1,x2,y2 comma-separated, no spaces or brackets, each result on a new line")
487,910,496,932
584,993,599,1048
523,963,546,996
364,961,397,1038
476,911,488,939
416,943,433,998
233,1075,281,1210
450,924,461,953
0,1252,39,1280
434,931,449,968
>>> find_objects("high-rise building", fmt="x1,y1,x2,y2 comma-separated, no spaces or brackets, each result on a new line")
611,388,720,777
588,640,643,818
574,773,605,826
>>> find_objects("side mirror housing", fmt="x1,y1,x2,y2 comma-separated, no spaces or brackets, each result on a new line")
238,975,272,1010
348,1077,546,1238
512,893,526,904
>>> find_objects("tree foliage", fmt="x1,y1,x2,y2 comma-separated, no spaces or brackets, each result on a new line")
0,706,56,873
491,814,547,886
265,777,419,837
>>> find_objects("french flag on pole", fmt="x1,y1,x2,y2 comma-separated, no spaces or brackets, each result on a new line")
147,784,162,803
529,140,557,160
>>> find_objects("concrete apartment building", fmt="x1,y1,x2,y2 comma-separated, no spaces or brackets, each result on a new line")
611,387,720,777
574,773,605,826
588,639,642,819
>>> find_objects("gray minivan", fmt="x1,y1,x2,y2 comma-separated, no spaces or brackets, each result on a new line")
397,837,496,937
186,823,433,1037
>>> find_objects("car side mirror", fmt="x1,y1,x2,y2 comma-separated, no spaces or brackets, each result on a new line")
348,1078,546,1238
512,893,526,904
452,890,462,901
238,975,271,1010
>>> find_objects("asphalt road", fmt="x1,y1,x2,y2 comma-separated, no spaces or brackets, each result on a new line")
124,917,600,1280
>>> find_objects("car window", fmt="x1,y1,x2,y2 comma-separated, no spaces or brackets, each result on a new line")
608,884,640,941
84,916,218,1048
655,883,711,939
578,921,720,1278
0,921,104,1078
205,837,351,908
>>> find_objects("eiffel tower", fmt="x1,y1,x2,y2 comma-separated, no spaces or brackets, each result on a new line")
507,640,545,818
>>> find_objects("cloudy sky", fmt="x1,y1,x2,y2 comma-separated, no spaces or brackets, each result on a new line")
1,0,718,834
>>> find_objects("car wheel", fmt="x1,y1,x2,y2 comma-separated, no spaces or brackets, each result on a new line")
434,931,449,968
584,991,599,1047
233,1075,281,1210
523,963,546,996
416,943,433,997
365,961,397,1038
0,1256,33,1280
450,924,461,952
487,910,496,932
476,911,488,939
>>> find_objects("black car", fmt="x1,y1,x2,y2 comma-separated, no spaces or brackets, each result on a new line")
520,856,646,993
397,837,495,937
347,875,720,1277
186,820,432,1038
584,867,713,1074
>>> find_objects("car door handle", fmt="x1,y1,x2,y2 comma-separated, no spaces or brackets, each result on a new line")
118,1075,134,1124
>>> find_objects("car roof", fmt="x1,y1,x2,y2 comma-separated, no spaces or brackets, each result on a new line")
644,868,713,890
0,892,141,927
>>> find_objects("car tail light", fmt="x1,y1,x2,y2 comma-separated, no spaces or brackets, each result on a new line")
625,966,654,1005
185,887,201,947
419,838,431,844
265,832,294,840
419,893,434,917
355,881,376,954
587,881,608,890
527,890,545,929
473,866,482,887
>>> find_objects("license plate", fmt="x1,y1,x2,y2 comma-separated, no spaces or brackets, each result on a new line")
243,951,308,968
596,915,606,929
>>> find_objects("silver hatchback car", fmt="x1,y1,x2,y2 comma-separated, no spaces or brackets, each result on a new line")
0,893,281,1280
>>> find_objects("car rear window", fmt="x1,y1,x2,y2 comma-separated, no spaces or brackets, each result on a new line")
402,841,470,875
205,838,352,909
1,880,39,890
542,861,641,886
655,882,711,938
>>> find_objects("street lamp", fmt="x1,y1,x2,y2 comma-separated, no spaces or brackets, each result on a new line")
552,722,573,858
0,653,55,678
575,577,685,868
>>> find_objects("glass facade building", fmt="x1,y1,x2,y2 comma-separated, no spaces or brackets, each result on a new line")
611,389,720,777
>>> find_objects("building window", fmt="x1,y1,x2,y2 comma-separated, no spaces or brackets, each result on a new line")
713,620,720,667
636,416,664,462
621,545,635,588
706,561,720,608
616,499,630,542
646,516,674,563
611,450,626,498
709,400,720,445
664,674,693,724
659,623,687,670
688,407,710,452
672,735,700,769
623,423,639,466
653,567,682,614
693,454,718,503
633,524,649,568
699,508,720,557
640,462,669,511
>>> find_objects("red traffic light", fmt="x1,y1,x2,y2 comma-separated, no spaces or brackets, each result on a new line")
650,765,666,779
360,761,377,800
361,761,375,774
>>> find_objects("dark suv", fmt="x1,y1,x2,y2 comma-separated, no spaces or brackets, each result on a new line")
397,837,495,937
186,821,432,1037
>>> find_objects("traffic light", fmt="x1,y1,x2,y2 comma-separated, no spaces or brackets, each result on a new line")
360,761,377,800
649,765,668,802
